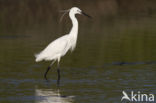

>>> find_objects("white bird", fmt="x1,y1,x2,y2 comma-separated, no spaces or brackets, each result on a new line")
121,91,131,101
35,7,91,85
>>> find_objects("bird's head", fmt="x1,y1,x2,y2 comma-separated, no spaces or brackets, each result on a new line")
59,7,91,22
70,7,91,18
70,7,81,14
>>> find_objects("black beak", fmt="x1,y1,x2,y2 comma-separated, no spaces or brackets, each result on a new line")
81,12,92,18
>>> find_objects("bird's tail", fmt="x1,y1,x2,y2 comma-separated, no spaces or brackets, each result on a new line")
35,53,43,62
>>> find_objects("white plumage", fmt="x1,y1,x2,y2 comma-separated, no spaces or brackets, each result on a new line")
35,7,80,63
35,35,71,62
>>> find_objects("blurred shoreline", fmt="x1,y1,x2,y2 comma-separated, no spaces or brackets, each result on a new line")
0,0,156,35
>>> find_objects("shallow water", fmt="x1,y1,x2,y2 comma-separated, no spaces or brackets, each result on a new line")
0,10,156,103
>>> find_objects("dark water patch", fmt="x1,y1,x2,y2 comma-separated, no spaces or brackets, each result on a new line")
102,61,156,66
0,96,35,101
0,78,51,87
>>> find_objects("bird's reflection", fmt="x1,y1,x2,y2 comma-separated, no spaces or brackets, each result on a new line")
35,87,74,103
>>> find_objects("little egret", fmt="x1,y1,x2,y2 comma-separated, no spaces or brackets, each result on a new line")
35,7,91,85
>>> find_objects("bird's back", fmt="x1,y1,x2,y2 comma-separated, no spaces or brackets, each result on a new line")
35,35,70,62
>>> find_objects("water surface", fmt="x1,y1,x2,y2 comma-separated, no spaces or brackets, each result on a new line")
0,5,156,103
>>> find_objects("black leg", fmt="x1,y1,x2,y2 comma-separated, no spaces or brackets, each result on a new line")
44,66,51,80
57,68,61,85
44,61,55,81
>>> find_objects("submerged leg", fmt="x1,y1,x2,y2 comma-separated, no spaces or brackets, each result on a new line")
57,68,61,85
57,58,61,85
44,66,51,80
44,61,55,80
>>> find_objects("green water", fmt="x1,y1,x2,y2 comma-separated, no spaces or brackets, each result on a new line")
0,4,156,103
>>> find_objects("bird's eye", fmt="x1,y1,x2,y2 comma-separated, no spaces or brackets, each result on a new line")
77,10,81,13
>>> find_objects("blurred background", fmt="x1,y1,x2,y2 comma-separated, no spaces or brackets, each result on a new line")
0,0,156,103
1,0,156,64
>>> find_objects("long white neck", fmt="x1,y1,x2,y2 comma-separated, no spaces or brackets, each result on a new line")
69,12,78,37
